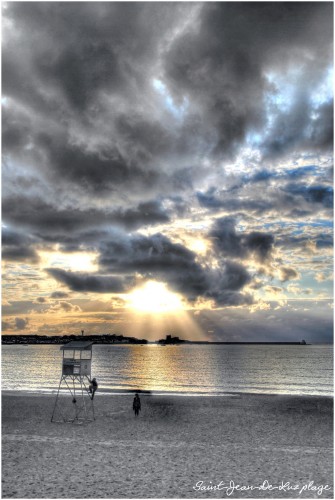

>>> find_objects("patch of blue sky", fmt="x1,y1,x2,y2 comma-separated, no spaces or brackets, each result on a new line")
152,78,188,119
284,165,318,178
265,70,299,113
310,66,333,107
285,220,332,233
289,228,305,236
238,164,319,188
300,272,333,290
263,221,291,230
246,130,263,148
305,220,333,229
263,220,332,233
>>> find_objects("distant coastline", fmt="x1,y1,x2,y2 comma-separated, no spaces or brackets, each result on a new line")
1,334,311,346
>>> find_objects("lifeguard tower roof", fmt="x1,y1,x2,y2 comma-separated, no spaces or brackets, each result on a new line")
61,341,93,350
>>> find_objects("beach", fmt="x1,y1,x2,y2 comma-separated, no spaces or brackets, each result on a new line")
2,393,333,498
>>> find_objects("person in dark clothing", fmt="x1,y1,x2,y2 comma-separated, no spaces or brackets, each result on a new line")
89,378,98,400
133,393,141,416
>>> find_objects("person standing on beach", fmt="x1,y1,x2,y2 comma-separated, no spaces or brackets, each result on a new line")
89,378,98,400
133,393,141,417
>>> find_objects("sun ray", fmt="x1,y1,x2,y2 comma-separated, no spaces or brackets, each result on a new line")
126,281,184,314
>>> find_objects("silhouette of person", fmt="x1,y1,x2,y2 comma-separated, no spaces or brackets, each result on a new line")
89,378,98,400
133,393,141,416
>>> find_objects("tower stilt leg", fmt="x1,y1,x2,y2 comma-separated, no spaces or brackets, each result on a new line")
51,375,95,424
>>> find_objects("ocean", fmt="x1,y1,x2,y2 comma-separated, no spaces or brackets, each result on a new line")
1,343,333,396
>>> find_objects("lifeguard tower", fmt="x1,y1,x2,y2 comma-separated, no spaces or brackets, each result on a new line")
51,340,95,424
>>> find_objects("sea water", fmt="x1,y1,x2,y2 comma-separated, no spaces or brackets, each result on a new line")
1,343,333,396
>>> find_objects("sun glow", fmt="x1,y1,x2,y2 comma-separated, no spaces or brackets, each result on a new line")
40,250,98,272
188,238,208,255
126,281,184,314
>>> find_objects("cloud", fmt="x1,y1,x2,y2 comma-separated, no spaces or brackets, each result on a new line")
197,170,333,221
35,297,47,304
46,268,130,293
265,286,283,295
209,217,274,262
2,246,40,264
2,1,200,210
279,267,300,282
50,301,82,313
50,291,69,299
315,272,333,283
3,2,332,221
3,195,171,235
98,231,253,306
2,227,40,263
2,321,11,331
281,184,333,209
15,317,29,330
164,2,333,157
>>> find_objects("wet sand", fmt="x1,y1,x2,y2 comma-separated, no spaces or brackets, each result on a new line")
1,393,333,498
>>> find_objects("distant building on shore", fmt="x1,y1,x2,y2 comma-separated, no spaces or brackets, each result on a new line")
158,334,185,345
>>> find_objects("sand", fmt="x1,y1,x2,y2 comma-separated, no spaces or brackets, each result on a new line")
1,393,333,499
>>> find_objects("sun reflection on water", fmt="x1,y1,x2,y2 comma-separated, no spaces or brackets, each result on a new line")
2,345,333,396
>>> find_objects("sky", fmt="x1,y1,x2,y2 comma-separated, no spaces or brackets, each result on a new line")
2,1,333,342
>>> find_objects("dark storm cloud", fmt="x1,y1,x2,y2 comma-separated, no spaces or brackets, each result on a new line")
262,93,333,158
2,105,32,152
35,133,162,196
197,188,276,214
197,165,320,200
2,246,40,264
46,268,130,293
309,101,334,150
3,2,184,111
164,2,333,157
197,174,333,218
206,262,253,306
115,114,175,162
3,196,106,233
209,217,274,262
3,2,332,214
120,200,170,228
2,2,197,205
3,195,170,235
196,163,328,215
276,232,333,251
99,232,199,274
2,227,40,263
281,184,333,209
